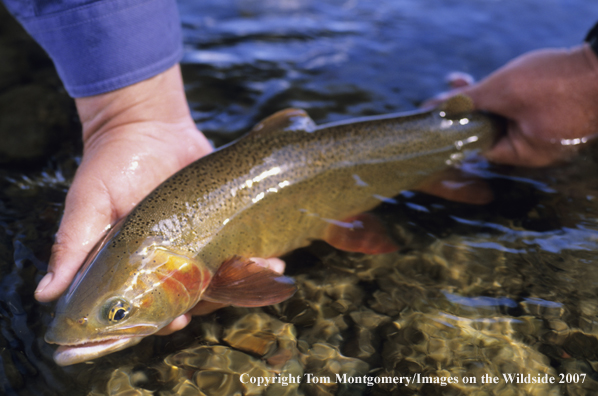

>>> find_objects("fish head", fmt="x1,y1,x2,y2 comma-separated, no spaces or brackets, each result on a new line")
45,219,212,366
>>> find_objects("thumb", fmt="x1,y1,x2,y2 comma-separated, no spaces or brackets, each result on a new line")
35,174,115,302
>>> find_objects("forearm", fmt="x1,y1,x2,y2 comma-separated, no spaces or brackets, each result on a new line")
77,64,204,146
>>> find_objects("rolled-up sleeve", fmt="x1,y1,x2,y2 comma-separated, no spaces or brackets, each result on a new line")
3,0,183,97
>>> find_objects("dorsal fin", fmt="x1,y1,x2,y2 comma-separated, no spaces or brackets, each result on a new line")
438,94,475,119
249,108,317,137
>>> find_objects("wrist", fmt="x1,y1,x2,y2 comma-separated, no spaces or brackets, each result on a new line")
75,64,209,153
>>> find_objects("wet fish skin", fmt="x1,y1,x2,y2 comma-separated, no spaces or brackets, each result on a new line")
45,95,502,365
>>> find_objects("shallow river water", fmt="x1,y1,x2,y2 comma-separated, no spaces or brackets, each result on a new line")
2,0,598,395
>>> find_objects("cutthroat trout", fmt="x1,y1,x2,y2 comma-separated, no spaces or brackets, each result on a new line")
45,95,501,365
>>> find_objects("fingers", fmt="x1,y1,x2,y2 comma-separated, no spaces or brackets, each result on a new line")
155,313,193,335
446,71,475,89
484,130,564,168
155,299,232,336
420,72,474,109
458,74,518,116
483,135,521,166
456,72,536,166
187,301,228,316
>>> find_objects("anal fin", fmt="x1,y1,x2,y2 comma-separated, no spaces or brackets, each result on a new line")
202,256,296,307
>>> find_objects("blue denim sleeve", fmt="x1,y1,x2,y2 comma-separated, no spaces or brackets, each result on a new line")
3,0,183,97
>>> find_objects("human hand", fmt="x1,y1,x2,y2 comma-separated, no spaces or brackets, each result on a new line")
34,64,214,333
440,44,598,167
36,64,288,335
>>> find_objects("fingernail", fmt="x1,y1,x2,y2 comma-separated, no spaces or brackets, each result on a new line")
35,273,53,295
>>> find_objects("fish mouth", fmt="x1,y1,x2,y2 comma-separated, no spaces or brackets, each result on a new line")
52,336,144,366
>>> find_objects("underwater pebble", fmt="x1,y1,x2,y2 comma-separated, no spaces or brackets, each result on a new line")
106,368,154,396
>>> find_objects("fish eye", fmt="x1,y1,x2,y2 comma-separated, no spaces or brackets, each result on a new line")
103,298,131,323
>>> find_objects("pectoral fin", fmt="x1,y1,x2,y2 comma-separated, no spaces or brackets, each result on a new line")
202,256,296,307
323,213,399,255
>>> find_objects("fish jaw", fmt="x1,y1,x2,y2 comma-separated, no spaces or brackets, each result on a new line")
45,320,159,366
52,336,144,366
43,240,213,365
